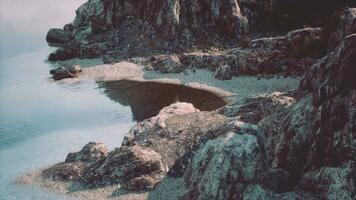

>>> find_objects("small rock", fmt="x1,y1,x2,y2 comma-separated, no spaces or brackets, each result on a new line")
214,65,233,80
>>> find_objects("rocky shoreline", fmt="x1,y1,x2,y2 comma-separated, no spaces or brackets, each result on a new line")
20,1,356,200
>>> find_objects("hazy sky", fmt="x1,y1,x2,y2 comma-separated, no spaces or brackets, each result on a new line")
0,0,86,60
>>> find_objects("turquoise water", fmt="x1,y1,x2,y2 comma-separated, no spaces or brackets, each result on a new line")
0,1,135,199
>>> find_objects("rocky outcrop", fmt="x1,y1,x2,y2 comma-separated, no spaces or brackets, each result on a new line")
217,91,296,122
47,0,252,61
49,65,82,81
182,27,325,77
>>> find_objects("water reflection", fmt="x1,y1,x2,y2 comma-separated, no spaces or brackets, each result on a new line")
98,80,227,121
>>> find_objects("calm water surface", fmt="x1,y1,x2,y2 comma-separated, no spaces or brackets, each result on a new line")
0,1,226,199
0,1,135,199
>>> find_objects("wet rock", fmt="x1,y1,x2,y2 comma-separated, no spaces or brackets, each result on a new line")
46,28,71,44
80,145,165,190
152,55,184,73
214,65,233,80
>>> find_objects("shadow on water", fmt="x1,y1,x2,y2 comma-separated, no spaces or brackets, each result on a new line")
98,80,227,122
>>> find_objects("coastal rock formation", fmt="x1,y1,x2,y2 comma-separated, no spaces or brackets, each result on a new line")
182,27,324,76
47,0,251,61
181,9,356,199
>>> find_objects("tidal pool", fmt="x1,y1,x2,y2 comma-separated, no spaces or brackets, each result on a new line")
99,80,227,121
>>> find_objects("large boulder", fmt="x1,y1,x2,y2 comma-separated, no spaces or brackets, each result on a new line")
123,104,230,171
182,130,268,200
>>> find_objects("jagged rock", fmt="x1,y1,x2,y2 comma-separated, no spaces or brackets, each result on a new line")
217,91,296,123
80,145,165,190
152,55,185,73
65,141,108,163
46,28,71,44
182,130,267,200
42,142,108,181
298,33,356,170
258,95,315,186
214,65,233,80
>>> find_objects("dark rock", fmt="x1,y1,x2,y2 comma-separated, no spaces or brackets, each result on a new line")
297,164,355,200
48,41,80,61
42,162,87,181
217,92,296,122
46,28,71,44
152,55,185,73
80,145,165,190
42,142,107,182
328,8,356,51
214,65,233,80
49,65,82,81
